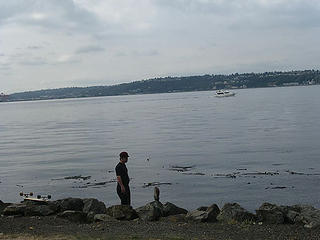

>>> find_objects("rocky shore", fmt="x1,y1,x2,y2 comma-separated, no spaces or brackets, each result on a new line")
1,197,320,239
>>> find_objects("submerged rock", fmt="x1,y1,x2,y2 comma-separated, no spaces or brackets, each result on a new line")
168,165,194,172
142,182,172,188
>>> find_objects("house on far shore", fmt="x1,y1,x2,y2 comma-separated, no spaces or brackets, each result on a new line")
0,93,9,102
283,82,299,86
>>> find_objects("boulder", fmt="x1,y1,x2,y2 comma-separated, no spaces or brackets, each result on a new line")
217,203,256,223
3,201,58,216
165,214,187,223
94,214,117,222
0,200,11,214
83,198,106,214
206,204,221,222
278,205,302,224
55,198,84,212
298,205,320,229
24,204,57,216
136,201,164,221
163,202,188,217
281,205,320,229
197,206,208,211
106,205,138,220
186,210,208,222
86,211,96,223
256,203,284,224
286,209,300,224
3,203,27,216
57,210,87,223
187,204,220,223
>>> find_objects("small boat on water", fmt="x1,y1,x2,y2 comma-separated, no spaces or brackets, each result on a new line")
215,90,236,97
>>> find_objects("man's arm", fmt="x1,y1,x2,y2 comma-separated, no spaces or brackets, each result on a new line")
117,176,126,193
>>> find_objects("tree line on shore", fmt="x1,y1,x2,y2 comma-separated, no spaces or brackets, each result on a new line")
3,70,320,102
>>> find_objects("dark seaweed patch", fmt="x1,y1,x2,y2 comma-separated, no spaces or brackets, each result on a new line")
143,182,172,188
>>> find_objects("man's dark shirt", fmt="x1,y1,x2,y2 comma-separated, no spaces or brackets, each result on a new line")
115,162,129,186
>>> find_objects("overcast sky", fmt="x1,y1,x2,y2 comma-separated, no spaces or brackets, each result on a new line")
1,0,320,93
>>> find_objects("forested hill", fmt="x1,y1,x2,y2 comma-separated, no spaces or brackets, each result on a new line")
5,70,320,102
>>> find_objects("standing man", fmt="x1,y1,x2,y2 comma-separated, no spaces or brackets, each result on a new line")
115,151,130,205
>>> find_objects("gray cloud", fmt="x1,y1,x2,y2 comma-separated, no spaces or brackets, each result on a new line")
1,0,320,93
19,57,48,66
154,0,320,30
0,62,11,71
132,49,159,57
75,46,105,54
0,0,101,35
27,46,42,50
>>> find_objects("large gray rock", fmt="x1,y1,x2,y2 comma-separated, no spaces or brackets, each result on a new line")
297,205,320,229
217,203,256,223
278,205,302,224
55,198,84,212
94,214,117,222
83,198,106,214
3,201,58,216
186,210,208,222
186,204,220,223
24,204,57,216
163,202,188,217
197,206,208,211
0,200,11,214
206,204,221,222
165,214,187,223
136,201,164,221
57,210,87,223
281,205,320,229
3,203,27,216
106,205,138,220
256,203,285,224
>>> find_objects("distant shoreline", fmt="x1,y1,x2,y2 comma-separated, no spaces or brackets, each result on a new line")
2,70,319,103
1,82,319,104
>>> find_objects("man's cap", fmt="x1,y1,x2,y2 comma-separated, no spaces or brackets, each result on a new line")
120,151,129,158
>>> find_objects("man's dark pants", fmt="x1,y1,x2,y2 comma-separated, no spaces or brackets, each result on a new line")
117,184,131,205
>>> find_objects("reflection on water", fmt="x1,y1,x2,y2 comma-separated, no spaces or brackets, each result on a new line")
0,86,320,211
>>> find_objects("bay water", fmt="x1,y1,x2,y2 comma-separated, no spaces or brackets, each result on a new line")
0,86,319,211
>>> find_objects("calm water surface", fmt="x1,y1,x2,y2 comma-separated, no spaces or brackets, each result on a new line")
0,86,319,211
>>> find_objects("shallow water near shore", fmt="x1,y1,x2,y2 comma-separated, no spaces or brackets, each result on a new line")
1,86,320,211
